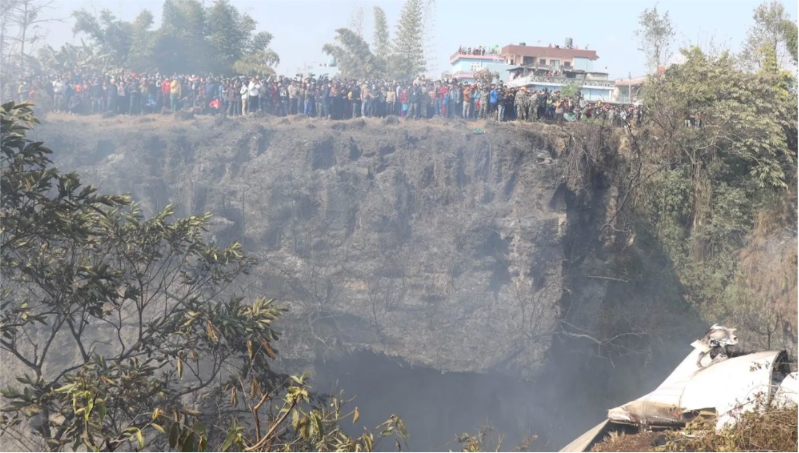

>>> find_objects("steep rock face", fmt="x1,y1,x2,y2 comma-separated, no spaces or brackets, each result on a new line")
39,116,572,376
33,116,700,446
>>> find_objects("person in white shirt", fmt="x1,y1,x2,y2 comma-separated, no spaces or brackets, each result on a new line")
247,78,261,113
240,82,249,115
288,82,298,114
53,79,64,111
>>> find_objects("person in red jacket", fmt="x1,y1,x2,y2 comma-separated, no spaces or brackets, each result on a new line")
161,78,171,110
439,85,448,118
399,88,408,117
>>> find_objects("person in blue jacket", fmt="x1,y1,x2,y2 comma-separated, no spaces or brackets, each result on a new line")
489,85,499,117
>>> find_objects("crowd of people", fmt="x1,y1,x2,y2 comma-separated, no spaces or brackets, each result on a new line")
456,45,500,56
5,71,644,127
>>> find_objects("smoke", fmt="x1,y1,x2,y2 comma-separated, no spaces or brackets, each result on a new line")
312,350,554,451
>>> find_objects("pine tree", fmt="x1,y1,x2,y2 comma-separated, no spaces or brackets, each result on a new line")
350,5,365,38
373,6,390,60
421,0,437,76
392,0,426,81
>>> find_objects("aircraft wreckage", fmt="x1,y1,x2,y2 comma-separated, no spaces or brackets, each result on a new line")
561,324,799,452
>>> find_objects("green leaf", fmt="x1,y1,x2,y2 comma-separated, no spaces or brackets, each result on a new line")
169,423,180,448
192,422,206,437
180,432,195,452
151,423,165,434
136,428,144,450
221,428,236,451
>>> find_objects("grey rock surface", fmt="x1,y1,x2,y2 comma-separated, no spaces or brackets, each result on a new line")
0,114,710,451
30,114,698,397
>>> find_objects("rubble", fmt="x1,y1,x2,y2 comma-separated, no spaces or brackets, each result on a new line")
561,324,797,452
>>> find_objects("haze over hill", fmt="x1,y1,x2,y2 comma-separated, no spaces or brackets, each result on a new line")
0,1,796,452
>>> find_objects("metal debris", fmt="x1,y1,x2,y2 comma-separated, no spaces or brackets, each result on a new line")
561,325,796,452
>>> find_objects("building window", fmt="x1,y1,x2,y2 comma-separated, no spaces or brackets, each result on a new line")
539,59,546,66
564,61,571,67
523,56,534,65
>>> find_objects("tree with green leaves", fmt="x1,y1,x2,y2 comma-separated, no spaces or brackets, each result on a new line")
206,0,256,75
350,5,365,38
630,45,797,353
560,82,580,98
150,0,209,75
420,0,437,76
232,38,280,76
647,46,795,189
392,0,427,81
0,102,407,452
741,0,798,70
778,18,798,64
372,6,391,62
36,41,114,75
2,0,61,78
70,8,156,72
70,0,279,76
323,28,384,79
127,10,157,72
71,9,137,69
634,3,675,72
232,31,280,76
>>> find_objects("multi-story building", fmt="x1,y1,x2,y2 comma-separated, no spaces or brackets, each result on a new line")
502,42,599,71
500,42,616,101
444,41,625,101
444,48,512,83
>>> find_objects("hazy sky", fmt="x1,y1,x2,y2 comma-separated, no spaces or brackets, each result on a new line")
41,0,798,79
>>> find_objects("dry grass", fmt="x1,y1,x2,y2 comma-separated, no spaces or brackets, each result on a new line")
591,429,664,452
41,110,578,142
657,405,798,452
43,110,493,132
590,404,798,452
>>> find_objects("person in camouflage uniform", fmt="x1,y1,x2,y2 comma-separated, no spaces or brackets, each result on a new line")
515,88,527,121
527,90,538,121
480,85,490,119
536,90,548,120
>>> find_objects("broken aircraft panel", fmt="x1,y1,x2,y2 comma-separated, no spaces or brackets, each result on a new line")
560,325,796,452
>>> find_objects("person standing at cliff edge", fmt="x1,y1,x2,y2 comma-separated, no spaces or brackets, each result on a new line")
247,77,261,115
170,77,181,111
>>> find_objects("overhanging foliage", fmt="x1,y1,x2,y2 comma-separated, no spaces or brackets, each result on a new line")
0,102,407,452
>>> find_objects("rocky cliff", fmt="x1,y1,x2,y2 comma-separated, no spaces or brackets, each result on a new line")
32,113,700,449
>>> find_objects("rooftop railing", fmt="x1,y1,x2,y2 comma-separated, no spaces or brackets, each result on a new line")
450,52,505,62
509,74,616,88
